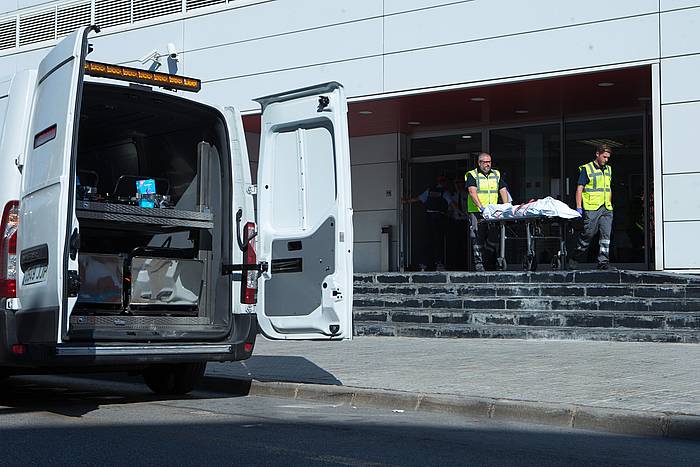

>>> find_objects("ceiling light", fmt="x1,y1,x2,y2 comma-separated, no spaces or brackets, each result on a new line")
579,138,624,148
461,135,472,139
470,97,486,102
407,121,421,125
515,109,529,114
358,110,373,115
597,82,615,87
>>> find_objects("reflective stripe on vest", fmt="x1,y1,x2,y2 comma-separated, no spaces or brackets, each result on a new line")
466,168,500,212
580,162,612,210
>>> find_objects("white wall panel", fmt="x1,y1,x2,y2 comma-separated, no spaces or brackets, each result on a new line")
385,0,658,54
661,55,700,103
662,173,700,221
0,55,17,76
385,15,659,92
90,22,185,66
661,7,700,57
353,241,399,273
661,102,700,174
664,221,700,268
385,0,467,15
184,0,382,50
0,2,19,14
353,210,398,242
350,134,399,165
351,163,398,211
186,18,382,82
18,0,51,9
13,47,47,71
196,56,383,112
661,1,700,10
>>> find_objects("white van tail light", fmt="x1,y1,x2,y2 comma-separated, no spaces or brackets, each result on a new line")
0,201,19,298
241,222,258,305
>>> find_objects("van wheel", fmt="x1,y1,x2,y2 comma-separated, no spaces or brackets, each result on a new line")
142,362,206,395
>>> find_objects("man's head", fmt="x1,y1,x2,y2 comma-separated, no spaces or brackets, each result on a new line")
595,144,612,167
477,152,492,172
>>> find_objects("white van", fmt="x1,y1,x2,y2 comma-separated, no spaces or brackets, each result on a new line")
0,27,353,394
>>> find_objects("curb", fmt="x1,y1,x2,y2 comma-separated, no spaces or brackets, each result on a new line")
199,376,700,441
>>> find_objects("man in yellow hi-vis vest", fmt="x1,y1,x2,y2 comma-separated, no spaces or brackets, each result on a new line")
571,144,613,270
465,152,509,271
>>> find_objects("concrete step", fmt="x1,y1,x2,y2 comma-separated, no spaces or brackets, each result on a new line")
354,307,700,330
352,270,700,342
353,319,700,343
353,293,700,313
355,270,700,286
355,283,698,299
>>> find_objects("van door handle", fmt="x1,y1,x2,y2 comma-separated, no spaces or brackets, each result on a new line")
69,228,80,260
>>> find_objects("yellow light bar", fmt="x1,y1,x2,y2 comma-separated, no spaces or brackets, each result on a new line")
84,61,201,93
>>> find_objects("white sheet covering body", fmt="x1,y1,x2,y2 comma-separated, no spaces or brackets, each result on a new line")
482,197,582,220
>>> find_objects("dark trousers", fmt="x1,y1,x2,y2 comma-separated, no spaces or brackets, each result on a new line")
574,206,613,264
469,212,499,267
425,212,448,267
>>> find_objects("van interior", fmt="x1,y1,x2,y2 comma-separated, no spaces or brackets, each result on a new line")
70,82,233,341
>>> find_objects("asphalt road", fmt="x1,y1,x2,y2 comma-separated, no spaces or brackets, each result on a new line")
0,375,698,466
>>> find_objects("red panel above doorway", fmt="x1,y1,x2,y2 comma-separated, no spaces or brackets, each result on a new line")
243,67,651,137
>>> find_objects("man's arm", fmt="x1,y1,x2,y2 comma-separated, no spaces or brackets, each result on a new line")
402,189,428,204
468,186,482,211
499,187,509,204
575,185,584,210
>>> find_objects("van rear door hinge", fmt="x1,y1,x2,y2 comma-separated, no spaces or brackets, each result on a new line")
246,185,257,195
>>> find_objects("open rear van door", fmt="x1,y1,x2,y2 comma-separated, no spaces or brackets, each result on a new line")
16,26,97,344
254,83,353,340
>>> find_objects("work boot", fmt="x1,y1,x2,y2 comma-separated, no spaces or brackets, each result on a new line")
597,262,612,270
567,257,578,270
474,262,485,272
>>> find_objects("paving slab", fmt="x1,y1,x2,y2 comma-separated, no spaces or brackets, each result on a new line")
207,337,700,416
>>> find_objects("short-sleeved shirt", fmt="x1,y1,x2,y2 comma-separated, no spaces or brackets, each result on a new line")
418,185,454,212
465,170,508,190
577,161,609,186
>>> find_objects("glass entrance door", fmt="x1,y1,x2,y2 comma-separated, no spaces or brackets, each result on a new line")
403,116,650,271
489,124,562,269
406,132,482,271
564,116,647,267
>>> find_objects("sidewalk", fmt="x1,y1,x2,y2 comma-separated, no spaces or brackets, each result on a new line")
206,337,700,439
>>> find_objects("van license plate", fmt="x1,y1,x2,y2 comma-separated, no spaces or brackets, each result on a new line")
22,265,48,285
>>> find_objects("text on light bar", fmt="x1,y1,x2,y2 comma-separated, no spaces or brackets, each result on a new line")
84,61,201,92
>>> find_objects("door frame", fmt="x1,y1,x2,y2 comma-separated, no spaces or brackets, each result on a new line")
402,111,652,270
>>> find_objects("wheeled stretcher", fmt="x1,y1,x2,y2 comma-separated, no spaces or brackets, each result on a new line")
480,215,574,271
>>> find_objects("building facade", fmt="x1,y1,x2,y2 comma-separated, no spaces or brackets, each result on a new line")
0,0,698,272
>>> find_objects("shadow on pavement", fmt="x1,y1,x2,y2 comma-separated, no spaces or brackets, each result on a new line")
0,374,239,418
210,355,343,385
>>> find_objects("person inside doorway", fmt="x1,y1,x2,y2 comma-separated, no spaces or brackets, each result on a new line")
465,152,510,272
403,174,463,271
569,144,613,270
447,175,470,270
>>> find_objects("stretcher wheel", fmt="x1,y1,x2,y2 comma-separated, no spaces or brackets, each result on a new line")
523,255,537,272
496,257,507,271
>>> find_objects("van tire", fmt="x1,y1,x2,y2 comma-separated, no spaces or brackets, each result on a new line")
142,362,206,395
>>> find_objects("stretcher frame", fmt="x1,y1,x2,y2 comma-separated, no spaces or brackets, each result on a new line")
480,215,573,271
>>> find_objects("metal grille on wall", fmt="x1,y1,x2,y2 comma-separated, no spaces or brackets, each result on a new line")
0,0,238,51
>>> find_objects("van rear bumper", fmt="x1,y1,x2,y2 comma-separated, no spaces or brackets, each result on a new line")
1,312,257,369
